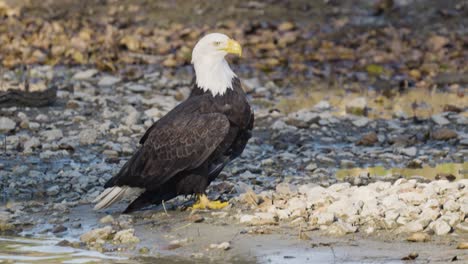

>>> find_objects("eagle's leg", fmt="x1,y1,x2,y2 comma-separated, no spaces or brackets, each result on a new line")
190,194,228,210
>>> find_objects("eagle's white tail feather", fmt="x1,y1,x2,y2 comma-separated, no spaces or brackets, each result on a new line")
93,186,145,210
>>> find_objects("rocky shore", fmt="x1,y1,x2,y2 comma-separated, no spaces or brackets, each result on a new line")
0,65,466,263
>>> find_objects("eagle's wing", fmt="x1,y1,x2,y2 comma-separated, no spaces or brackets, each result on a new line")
105,112,230,189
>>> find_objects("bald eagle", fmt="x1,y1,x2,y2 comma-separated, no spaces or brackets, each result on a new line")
93,33,254,213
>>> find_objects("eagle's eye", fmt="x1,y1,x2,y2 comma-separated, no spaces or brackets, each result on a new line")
214,41,221,46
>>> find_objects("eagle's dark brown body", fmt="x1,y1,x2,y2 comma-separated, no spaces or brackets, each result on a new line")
104,77,253,213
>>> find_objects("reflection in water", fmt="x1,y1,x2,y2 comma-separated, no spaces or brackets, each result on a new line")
0,237,126,264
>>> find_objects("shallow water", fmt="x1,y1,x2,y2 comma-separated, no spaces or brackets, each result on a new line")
0,237,127,264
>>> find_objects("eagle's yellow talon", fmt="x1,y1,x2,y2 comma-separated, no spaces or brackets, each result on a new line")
190,194,229,210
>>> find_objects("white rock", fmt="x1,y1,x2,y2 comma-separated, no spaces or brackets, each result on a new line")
287,197,307,212
326,199,359,219
40,129,63,141
72,69,98,80
98,76,121,87
124,111,141,126
399,147,417,157
443,199,460,212
275,182,297,196
326,221,357,236
317,212,335,225
287,110,320,125
79,129,98,145
398,192,426,206
46,185,60,196
346,97,367,115
352,117,369,127
305,163,318,171
402,220,425,233
210,241,230,250
127,84,150,93
313,100,331,110
431,114,450,126
0,117,16,131
144,108,163,119
429,219,451,235
455,222,468,233
418,209,440,227
440,212,462,226
23,137,40,151
271,120,296,131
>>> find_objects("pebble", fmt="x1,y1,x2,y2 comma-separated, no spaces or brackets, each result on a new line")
346,97,367,116
79,129,98,145
432,128,457,140
113,228,140,244
46,185,60,196
100,215,114,224
0,117,16,131
457,242,468,249
80,226,113,243
399,147,417,157
210,241,231,250
429,219,451,235
431,114,450,126
72,69,98,80
98,76,121,87
406,232,430,242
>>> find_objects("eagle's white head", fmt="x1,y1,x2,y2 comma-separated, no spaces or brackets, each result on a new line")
191,33,242,96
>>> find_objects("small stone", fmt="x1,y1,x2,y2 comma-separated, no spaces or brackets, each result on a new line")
305,163,318,171
52,225,67,233
46,185,60,196
398,192,426,205
100,215,114,224
326,221,357,236
457,242,468,249
431,114,450,126
399,147,417,157
406,232,430,242
40,129,63,141
401,252,419,260
0,117,16,131
276,182,297,196
210,241,231,250
79,129,98,145
352,117,369,127
98,76,121,87
139,247,150,254
346,97,367,116
356,132,378,146
80,226,113,243
432,128,457,140
278,21,295,31
127,84,150,93
427,35,449,51
429,219,451,236
313,100,331,110
188,214,204,223
454,221,468,233
113,228,140,244
402,221,425,233
72,69,98,80
317,212,335,225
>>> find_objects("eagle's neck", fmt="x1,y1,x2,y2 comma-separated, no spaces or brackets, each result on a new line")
194,57,236,96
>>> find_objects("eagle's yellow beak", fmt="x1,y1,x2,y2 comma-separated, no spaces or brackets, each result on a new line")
223,39,242,57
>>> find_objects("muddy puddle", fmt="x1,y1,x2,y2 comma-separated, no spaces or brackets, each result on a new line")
278,88,467,118
337,162,468,180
